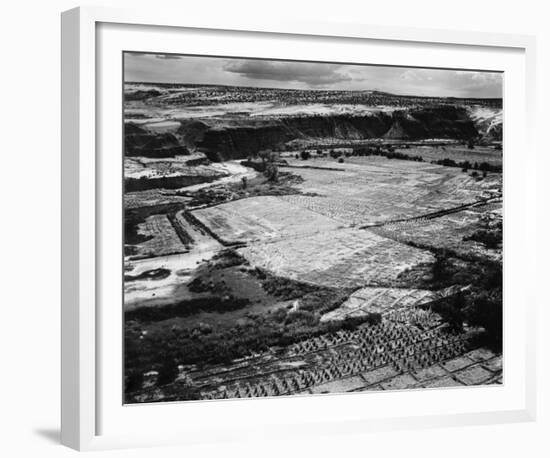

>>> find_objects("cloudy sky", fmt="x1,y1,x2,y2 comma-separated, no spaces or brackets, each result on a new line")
124,53,502,98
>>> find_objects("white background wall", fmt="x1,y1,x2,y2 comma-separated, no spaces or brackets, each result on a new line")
0,0,548,456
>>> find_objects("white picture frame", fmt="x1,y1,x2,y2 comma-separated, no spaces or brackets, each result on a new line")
61,6,537,451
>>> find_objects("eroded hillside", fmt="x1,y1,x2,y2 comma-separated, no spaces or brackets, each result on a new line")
125,83,502,162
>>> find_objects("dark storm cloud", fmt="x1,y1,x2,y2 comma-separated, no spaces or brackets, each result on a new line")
155,54,183,60
223,60,352,86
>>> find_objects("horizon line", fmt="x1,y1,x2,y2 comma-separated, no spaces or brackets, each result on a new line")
124,81,503,100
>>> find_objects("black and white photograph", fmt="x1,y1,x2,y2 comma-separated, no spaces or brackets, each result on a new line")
123,53,503,404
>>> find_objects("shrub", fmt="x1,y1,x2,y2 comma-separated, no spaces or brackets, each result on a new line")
284,309,317,326
464,290,503,350
157,356,179,386
436,158,458,167
430,249,454,287
431,293,466,332
264,163,279,182
125,370,144,393
464,229,501,249
271,307,288,323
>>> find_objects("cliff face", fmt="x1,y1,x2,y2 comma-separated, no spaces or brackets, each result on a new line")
125,123,188,158
189,106,480,161
384,106,479,140
280,114,393,139
198,124,294,161
176,120,210,149
195,114,394,161
123,106,486,162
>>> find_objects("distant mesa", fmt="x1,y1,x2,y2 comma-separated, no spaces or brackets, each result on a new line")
123,83,502,162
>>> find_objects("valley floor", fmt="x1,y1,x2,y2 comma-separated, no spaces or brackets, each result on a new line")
124,152,503,403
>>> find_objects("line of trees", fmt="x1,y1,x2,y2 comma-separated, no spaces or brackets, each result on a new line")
350,146,424,162
431,158,502,173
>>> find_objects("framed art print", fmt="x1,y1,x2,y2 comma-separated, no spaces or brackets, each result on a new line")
61,6,537,450
122,53,505,403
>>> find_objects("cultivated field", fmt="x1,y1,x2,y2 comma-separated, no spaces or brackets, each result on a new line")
130,214,185,258
277,157,501,225
237,227,433,288
192,195,343,244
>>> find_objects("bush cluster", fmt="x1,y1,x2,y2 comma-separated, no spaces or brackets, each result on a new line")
351,146,424,162
425,248,502,350
432,158,502,173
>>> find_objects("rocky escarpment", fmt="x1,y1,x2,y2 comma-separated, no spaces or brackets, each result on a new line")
189,105,480,161
195,114,394,161
125,173,222,192
125,89,163,101
466,106,503,142
125,123,188,158
384,106,479,140
485,123,502,142
197,123,295,161
176,120,213,150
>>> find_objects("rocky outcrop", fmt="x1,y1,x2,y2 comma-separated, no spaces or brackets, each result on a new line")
125,123,188,158
125,89,162,101
125,173,222,192
384,106,478,140
485,123,502,142
467,107,503,142
176,120,210,149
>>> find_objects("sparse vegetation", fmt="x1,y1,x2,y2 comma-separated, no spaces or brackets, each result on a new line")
351,146,424,162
